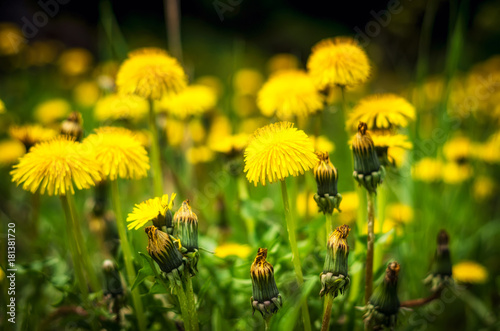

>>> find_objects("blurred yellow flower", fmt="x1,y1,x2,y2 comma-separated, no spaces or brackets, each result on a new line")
73,81,100,108
165,117,184,147
347,94,415,131
9,124,57,150
472,131,500,163
310,135,335,153
189,119,206,144
442,162,472,184
158,85,217,119
296,191,318,218
94,94,149,123
386,203,413,224
26,41,60,67
215,243,252,259
127,193,177,230
412,158,443,182
387,147,407,168
0,23,25,55
443,135,473,162
453,261,488,284
11,136,101,195
196,75,224,98
83,127,150,180
473,176,496,201
257,69,324,120
186,146,214,164
371,133,413,150
210,133,249,154
34,99,71,125
116,48,187,100
267,53,299,74
307,37,370,89
244,122,318,186
0,140,25,166
233,69,263,95
337,191,358,225
232,94,258,117
0,98,5,113
58,48,93,76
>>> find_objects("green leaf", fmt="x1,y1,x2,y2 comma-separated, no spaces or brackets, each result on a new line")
149,281,169,294
131,252,155,291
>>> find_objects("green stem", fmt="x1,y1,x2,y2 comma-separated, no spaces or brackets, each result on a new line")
265,316,271,331
365,192,375,303
149,99,164,197
110,180,147,331
31,191,40,239
186,275,199,331
67,194,101,293
321,294,334,331
280,180,311,331
175,283,193,331
60,195,89,299
373,184,386,272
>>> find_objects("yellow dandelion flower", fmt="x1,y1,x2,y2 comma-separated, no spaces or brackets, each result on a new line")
386,203,413,224
371,133,413,150
127,193,176,230
157,84,217,119
387,147,407,168
196,75,224,98
83,127,150,180
337,191,358,224
453,261,488,284
210,133,250,154
257,70,324,120
244,122,318,186
233,69,263,95
11,136,101,195
296,191,318,218
73,81,100,108
310,135,335,153
186,146,214,164
189,119,206,144
34,99,71,125
473,176,496,201
58,48,93,76
442,162,472,184
443,135,473,162
267,53,299,74
472,131,500,163
412,158,443,182
165,117,185,147
307,37,370,89
116,48,187,100
94,94,149,123
9,124,57,150
0,23,25,55
0,140,25,166
215,243,252,259
0,98,5,113
232,94,258,117
347,94,415,131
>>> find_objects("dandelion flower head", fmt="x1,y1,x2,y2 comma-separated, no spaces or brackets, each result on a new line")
127,193,176,230
157,84,217,119
94,93,149,123
34,99,71,125
9,124,57,150
453,261,488,284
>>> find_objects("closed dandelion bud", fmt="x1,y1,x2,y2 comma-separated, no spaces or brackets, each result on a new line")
250,248,282,318
320,224,350,297
351,122,385,193
364,262,401,330
61,111,84,141
145,226,186,286
314,151,342,214
174,200,199,274
152,197,174,235
102,259,123,298
425,230,453,291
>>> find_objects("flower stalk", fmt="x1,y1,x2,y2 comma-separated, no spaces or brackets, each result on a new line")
149,99,164,196
365,191,375,303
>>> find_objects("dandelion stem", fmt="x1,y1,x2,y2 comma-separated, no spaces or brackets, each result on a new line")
110,180,147,331
148,99,164,197
60,195,89,299
175,283,193,331
264,316,271,331
365,191,376,303
280,179,312,331
321,294,334,331
325,212,333,240
31,191,40,239
185,274,199,331
374,184,387,272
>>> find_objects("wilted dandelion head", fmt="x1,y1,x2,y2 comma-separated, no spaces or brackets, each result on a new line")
10,136,101,195
9,124,57,150
257,69,324,120
34,99,71,125
328,224,350,255
351,122,375,154
83,126,150,181
250,248,273,279
453,261,488,284
0,140,25,166
244,122,318,186
94,93,149,123
116,48,187,100
145,225,185,274
307,37,370,89
347,94,415,131
157,84,217,119
127,193,177,230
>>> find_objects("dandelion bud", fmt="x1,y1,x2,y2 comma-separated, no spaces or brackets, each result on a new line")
351,122,385,193
425,230,453,291
61,111,84,141
314,151,342,214
250,248,282,318
152,195,175,234
102,259,123,298
174,200,199,274
145,226,186,286
363,261,401,330
320,224,350,297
